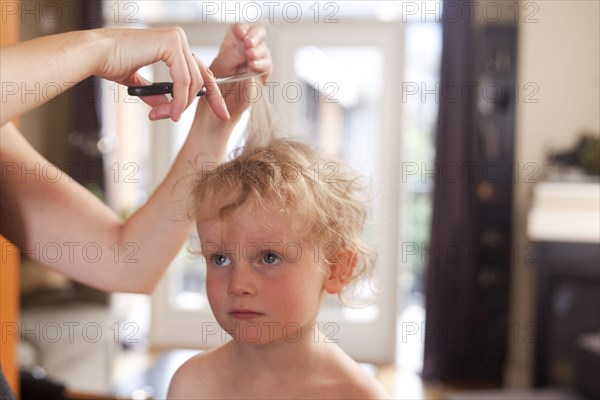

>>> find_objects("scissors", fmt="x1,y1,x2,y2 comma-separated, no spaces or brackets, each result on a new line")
127,71,267,97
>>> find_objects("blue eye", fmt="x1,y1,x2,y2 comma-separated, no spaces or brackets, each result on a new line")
262,252,281,265
212,254,231,266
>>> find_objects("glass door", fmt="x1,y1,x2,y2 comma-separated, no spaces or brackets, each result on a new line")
269,20,403,364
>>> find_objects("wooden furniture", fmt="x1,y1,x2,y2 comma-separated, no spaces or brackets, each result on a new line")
527,182,600,392
0,237,19,394
531,241,600,389
1,9,21,394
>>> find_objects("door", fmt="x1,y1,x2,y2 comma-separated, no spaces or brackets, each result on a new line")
268,20,403,364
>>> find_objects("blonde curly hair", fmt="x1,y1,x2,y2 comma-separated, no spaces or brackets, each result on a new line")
191,137,377,307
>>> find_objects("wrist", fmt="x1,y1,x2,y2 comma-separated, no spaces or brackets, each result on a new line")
190,101,240,160
193,98,241,133
85,28,114,77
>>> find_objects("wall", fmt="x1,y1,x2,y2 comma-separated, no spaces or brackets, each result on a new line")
18,1,77,167
506,0,600,387
16,0,81,305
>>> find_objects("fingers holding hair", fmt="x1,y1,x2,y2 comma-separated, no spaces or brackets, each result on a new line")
238,23,272,81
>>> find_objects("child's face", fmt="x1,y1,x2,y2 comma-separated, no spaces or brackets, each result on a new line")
197,200,328,345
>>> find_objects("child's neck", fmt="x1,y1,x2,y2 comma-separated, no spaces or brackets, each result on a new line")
230,327,330,376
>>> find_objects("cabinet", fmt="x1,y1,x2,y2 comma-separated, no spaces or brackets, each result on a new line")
528,182,600,396
1,9,21,394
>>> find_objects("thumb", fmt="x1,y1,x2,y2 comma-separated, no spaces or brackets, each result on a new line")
121,72,152,87
123,72,170,108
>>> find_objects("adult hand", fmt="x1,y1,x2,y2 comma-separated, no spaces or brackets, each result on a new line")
96,27,229,122
208,23,272,120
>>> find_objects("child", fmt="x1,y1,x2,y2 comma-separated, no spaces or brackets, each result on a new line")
168,138,389,399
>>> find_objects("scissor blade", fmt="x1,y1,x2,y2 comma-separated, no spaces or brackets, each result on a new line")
215,71,267,85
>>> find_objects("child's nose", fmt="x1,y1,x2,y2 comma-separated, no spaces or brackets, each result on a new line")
228,261,257,297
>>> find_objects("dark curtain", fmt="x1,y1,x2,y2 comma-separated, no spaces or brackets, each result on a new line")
422,0,479,381
68,0,105,197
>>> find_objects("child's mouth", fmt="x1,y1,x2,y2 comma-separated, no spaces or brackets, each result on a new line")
229,309,264,320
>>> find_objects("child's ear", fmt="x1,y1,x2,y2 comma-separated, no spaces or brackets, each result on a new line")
323,247,357,295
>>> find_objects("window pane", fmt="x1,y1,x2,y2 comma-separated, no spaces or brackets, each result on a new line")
169,234,208,310
397,21,442,373
111,1,428,24
168,46,217,311
294,46,384,321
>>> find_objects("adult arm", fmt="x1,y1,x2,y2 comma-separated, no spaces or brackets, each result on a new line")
0,24,271,293
0,27,228,125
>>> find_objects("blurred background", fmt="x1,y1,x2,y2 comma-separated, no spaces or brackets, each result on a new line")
1,1,598,399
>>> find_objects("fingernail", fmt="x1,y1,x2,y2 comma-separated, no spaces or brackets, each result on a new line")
153,108,169,120
237,24,249,35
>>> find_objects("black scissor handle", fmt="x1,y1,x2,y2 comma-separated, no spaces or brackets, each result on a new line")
127,82,208,97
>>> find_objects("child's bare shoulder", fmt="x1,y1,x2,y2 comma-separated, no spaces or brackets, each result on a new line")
167,346,232,399
318,344,389,399
335,368,389,399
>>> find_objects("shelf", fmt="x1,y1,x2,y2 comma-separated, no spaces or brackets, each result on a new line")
527,182,600,243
